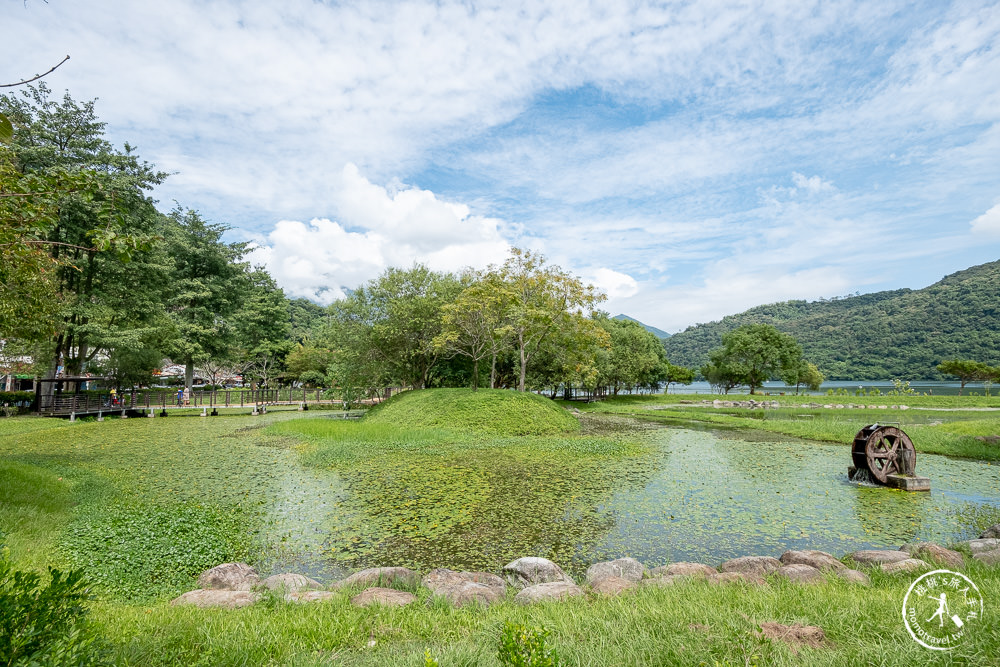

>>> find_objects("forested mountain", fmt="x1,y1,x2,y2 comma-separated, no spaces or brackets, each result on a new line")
612,314,670,339
662,260,1000,380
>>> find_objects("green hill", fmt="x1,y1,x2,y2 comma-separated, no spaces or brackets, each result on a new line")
364,388,580,436
613,314,671,339
662,260,1000,380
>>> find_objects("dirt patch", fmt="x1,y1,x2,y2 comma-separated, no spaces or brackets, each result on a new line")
756,622,829,654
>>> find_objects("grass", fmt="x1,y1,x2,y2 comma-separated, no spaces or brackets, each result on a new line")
365,389,580,436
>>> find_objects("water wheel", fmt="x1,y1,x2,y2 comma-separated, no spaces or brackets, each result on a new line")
851,424,916,484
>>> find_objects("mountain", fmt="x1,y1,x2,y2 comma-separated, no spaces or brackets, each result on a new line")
613,314,671,339
661,260,1000,380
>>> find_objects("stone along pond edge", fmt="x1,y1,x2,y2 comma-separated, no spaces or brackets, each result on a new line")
171,525,1000,609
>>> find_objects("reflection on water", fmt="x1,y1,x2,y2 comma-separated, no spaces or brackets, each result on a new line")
264,422,1000,576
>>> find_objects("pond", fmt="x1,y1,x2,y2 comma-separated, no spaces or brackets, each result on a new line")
262,420,1000,579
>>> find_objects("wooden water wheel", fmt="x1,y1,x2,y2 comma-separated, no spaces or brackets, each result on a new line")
851,424,916,484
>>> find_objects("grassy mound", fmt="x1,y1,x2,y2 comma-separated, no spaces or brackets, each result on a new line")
364,388,580,436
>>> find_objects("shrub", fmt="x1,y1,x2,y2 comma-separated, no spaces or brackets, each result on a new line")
0,554,105,666
497,622,561,667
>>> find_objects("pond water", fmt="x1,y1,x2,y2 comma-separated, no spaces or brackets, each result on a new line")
665,380,994,396
262,421,1000,578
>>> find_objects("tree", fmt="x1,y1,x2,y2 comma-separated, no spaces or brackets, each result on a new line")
230,268,291,388
595,316,664,395
936,359,993,396
285,343,336,387
704,324,803,394
662,362,694,393
162,207,248,391
434,272,511,390
781,360,824,394
495,249,605,392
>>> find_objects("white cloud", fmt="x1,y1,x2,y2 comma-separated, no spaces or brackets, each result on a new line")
971,203,1000,235
791,172,835,194
244,165,510,302
587,268,639,299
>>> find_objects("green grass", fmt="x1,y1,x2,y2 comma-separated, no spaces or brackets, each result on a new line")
365,389,580,436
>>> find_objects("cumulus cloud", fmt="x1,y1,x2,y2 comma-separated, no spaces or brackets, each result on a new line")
791,172,836,194
970,203,1000,235
245,165,510,303
586,268,639,299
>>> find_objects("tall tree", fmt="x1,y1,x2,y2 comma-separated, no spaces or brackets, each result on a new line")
162,207,248,391
231,268,291,388
434,272,511,390
936,359,993,395
704,324,803,394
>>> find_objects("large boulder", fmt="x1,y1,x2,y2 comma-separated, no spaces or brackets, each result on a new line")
981,523,1000,539
585,558,646,585
836,569,871,586
649,562,717,578
779,550,846,572
262,573,323,592
422,569,506,607
899,543,964,568
775,564,823,584
590,575,636,596
717,556,782,576
880,559,931,574
969,538,1000,554
285,590,336,603
337,567,419,590
848,550,910,566
350,587,417,607
707,571,766,585
197,563,260,591
171,589,259,608
973,549,1000,566
502,557,573,588
514,581,584,605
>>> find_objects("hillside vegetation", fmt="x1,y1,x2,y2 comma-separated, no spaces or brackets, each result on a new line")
364,388,580,436
663,259,1000,379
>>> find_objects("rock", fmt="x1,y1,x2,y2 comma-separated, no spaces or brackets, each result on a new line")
899,543,964,568
707,571,766,585
779,550,846,572
585,557,646,585
350,587,417,607
641,575,682,588
590,575,636,596
973,549,1000,566
262,573,323,592
422,569,506,607
775,564,823,584
337,567,419,590
880,559,931,574
836,569,871,585
981,523,1000,539
514,581,584,605
717,556,782,576
196,563,260,591
848,550,910,566
649,562,717,578
502,557,574,588
171,589,259,608
969,538,1000,554
285,590,336,603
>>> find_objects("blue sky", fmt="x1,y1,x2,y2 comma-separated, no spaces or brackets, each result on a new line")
5,0,999,332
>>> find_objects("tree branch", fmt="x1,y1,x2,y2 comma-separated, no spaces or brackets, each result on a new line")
1,55,70,88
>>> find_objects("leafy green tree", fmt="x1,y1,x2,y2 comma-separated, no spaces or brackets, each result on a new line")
781,359,824,394
434,272,511,390
704,324,803,394
595,316,664,395
230,268,291,388
662,362,694,393
285,342,336,386
936,359,993,395
162,208,248,391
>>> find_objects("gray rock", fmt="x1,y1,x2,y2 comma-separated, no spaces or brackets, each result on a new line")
880,559,931,574
775,564,823,584
899,543,964,568
514,581,584,605
262,573,323,592
973,549,1000,566
649,562,717,578
707,571,766,585
196,563,260,591
502,557,573,588
337,567,419,589
350,587,417,607
779,550,846,572
969,538,1000,554
171,589,259,608
285,590,336,603
836,569,871,585
590,575,636,596
848,550,911,566
981,523,1000,539
422,569,506,607
585,557,646,585
717,556,782,576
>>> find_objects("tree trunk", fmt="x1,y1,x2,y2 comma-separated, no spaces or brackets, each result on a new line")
472,357,479,391
185,359,194,391
518,336,527,392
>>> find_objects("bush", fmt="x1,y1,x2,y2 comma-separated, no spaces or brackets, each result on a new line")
497,622,561,667
0,554,105,666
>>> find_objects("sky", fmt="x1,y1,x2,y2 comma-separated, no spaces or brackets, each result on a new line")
4,0,1000,333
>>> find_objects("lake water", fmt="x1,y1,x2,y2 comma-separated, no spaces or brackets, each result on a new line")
665,380,994,397
263,420,1000,577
